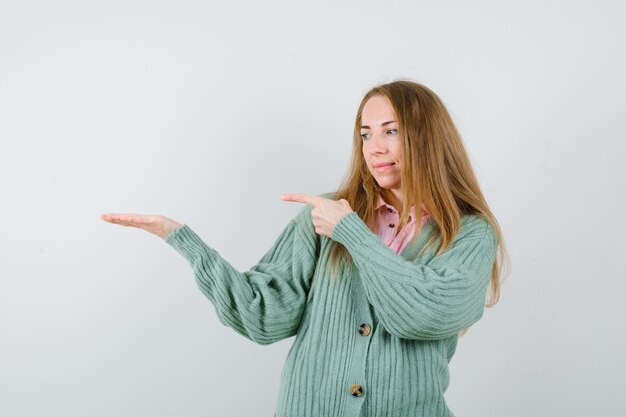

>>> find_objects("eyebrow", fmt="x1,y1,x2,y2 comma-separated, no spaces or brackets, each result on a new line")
360,120,396,129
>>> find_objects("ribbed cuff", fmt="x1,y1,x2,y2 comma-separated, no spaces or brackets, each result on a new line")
164,224,210,263
331,212,376,250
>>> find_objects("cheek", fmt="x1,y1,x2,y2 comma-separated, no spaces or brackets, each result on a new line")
391,143,403,161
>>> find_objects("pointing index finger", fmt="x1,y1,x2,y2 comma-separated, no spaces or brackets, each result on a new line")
281,193,323,206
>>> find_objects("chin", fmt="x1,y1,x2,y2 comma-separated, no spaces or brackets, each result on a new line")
374,179,400,190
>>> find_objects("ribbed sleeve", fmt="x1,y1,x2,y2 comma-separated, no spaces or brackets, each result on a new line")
331,212,497,340
164,205,319,345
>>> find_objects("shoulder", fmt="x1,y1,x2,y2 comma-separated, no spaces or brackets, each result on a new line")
292,204,313,228
458,214,497,250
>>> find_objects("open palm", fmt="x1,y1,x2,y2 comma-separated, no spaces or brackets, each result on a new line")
100,213,182,240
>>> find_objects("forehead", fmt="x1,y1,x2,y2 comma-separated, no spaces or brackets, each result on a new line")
361,95,396,123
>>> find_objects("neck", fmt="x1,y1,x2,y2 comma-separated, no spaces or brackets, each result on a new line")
381,189,402,209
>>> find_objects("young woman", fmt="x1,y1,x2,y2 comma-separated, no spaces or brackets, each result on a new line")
101,79,508,417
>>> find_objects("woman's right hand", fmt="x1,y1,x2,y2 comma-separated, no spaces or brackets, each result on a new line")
100,213,183,240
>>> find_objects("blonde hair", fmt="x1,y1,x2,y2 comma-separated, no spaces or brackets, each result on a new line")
327,79,510,315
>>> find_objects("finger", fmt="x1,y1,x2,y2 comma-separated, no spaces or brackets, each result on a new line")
101,213,121,223
100,213,149,226
280,193,310,204
280,193,325,206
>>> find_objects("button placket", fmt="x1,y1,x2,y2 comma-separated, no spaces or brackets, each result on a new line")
345,268,373,413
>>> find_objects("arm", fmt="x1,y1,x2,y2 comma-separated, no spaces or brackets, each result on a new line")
331,212,497,341
165,205,319,345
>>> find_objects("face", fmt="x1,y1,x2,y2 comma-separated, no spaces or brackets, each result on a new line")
360,95,403,202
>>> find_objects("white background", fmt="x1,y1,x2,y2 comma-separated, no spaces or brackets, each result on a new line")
1,1,624,416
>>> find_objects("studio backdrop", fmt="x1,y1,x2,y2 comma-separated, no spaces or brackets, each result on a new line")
0,0,624,416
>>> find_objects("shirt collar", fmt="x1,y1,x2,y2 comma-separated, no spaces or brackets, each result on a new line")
376,196,428,221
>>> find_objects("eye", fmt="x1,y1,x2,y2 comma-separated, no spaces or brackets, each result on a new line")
386,129,398,135
360,132,371,141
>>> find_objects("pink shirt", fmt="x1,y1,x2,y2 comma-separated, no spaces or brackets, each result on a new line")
374,196,430,255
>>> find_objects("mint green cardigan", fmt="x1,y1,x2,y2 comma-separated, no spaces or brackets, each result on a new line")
165,199,497,417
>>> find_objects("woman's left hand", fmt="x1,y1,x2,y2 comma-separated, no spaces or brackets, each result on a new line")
281,194,353,238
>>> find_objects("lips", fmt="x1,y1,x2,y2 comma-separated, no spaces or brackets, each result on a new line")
374,162,395,172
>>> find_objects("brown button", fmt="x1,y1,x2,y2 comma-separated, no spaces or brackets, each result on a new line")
389,223,395,228
350,384,364,397
358,323,371,337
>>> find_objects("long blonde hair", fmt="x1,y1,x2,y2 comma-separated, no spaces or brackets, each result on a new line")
328,79,509,310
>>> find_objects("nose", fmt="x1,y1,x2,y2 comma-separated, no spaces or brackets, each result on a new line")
367,131,388,154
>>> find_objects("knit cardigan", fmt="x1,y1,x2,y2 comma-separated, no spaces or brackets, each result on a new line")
165,196,497,417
